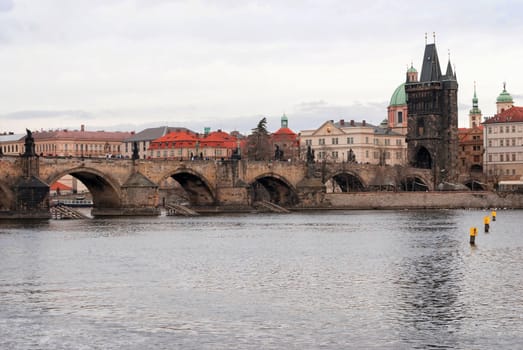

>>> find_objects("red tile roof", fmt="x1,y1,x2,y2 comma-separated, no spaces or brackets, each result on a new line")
272,127,297,136
483,106,523,124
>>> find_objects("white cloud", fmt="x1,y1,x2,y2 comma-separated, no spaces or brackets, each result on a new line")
0,0,522,134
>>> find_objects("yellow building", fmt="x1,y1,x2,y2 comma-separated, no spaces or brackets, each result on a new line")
299,119,406,165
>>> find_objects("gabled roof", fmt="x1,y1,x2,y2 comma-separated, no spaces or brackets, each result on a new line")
32,130,132,141
0,134,24,142
483,106,523,124
124,126,196,142
200,130,238,148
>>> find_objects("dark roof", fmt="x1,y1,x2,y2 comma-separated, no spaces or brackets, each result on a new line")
420,43,442,82
124,126,196,142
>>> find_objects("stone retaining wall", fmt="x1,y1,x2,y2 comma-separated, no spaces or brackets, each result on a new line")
321,191,523,209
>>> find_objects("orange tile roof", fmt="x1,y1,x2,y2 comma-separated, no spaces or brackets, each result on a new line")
272,127,297,136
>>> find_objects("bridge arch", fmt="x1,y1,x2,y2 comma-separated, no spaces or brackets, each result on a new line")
325,171,366,192
0,181,15,210
46,167,122,208
463,179,486,191
250,173,298,206
399,175,430,191
160,169,216,206
413,146,432,169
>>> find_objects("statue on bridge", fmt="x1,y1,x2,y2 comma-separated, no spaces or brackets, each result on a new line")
132,141,139,160
23,128,36,157
274,145,284,161
348,148,356,163
306,145,315,164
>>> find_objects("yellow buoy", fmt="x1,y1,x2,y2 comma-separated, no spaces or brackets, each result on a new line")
470,227,477,245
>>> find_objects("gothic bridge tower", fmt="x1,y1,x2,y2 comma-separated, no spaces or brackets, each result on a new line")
405,38,459,185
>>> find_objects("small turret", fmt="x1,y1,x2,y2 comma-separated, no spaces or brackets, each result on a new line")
406,63,418,83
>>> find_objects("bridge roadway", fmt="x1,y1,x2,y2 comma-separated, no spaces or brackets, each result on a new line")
0,155,433,217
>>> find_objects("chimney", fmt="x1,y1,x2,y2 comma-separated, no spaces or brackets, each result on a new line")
362,120,366,126
81,124,85,132
350,120,355,126
340,119,345,126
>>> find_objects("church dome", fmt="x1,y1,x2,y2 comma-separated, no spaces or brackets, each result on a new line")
407,66,417,73
389,83,406,106
497,85,513,103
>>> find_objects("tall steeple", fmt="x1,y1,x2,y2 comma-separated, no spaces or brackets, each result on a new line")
469,82,482,128
405,35,459,185
419,43,442,82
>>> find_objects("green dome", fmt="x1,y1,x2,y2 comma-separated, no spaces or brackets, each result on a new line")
497,88,513,103
389,83,406,106
407,66,417,73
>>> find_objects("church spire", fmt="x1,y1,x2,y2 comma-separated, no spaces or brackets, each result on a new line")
469,82,481,128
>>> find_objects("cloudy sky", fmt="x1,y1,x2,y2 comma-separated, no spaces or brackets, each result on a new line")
1,0,522,135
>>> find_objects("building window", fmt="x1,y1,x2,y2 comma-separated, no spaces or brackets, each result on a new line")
331,151,338,158
473,146,481,151
512,139,516,146
374,139,379,145
513,169,516,175
489,154,492,162
332,138,338,145
500,154,504,162
488,127,492,134
506,126,510,133
512,153,516,161
365,137,369,144
473,155,480,162
500,140,504,147
384,139,390,146
512,126,516,133
366,150,369,158
396,139,402,145
396,152,402,159
397,111,403,124
500,127,503,134
488,140,492,147
319,138,325,145
347,137,354,144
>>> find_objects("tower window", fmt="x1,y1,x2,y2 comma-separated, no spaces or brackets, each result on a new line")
397,111,403,124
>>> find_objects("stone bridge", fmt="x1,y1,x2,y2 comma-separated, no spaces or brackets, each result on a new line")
0,155,434,218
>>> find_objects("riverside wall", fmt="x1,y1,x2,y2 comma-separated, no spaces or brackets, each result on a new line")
320,191,523,210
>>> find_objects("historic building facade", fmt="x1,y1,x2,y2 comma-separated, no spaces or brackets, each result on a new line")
405,41,459,185
271,114,300,161
483,85,523,183
457,85,484,186
148,129,244,160
0,125,131,158
299,119,406,165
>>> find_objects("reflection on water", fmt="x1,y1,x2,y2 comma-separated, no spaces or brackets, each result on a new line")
1,210,523,349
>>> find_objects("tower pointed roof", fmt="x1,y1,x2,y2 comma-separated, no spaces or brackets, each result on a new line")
445,60,455,80
470,83,481,115
419,43,442,82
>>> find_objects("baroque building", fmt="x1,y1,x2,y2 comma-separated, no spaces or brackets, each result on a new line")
405,40,459,185
483,84,523,184
457,85,484,188
299,119,406,165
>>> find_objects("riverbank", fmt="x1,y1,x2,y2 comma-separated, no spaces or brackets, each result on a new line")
318,191,523,210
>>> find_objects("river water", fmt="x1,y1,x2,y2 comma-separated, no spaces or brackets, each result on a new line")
1,210,522,349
